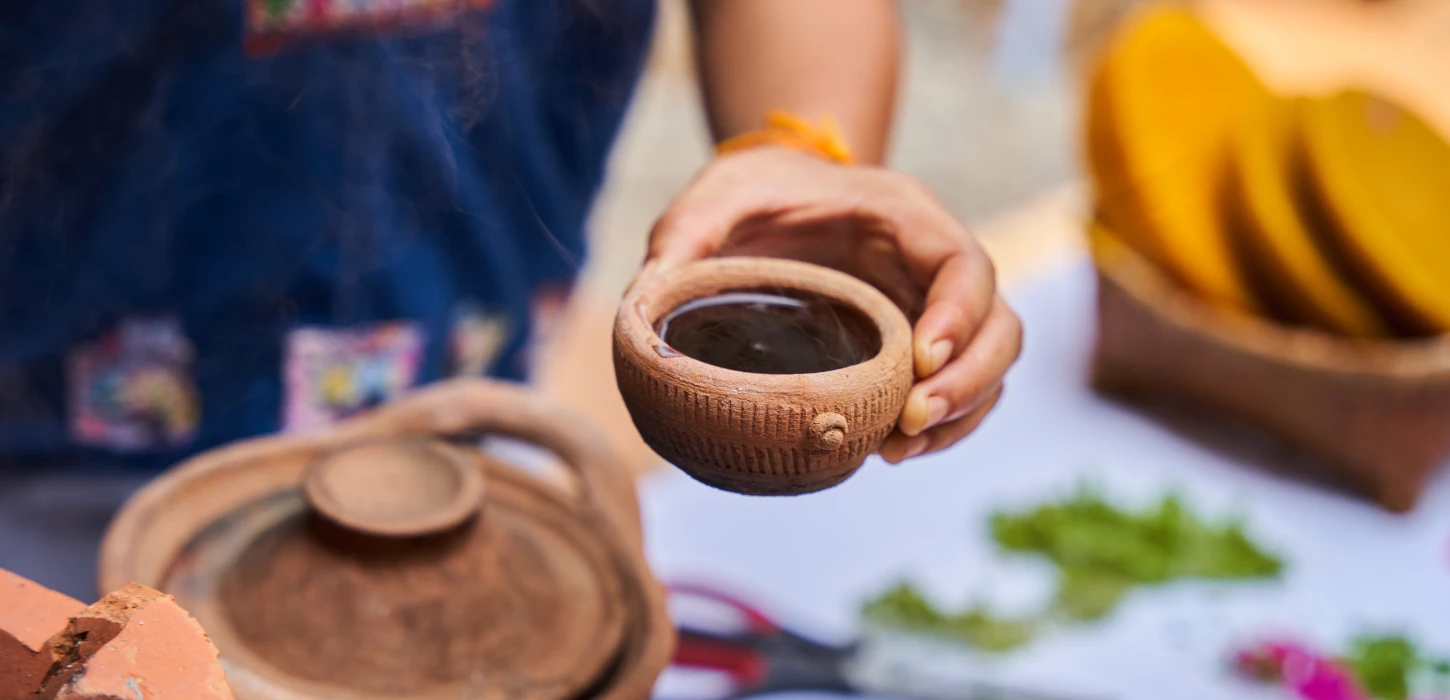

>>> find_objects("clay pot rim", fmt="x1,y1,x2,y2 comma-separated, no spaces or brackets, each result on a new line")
618,257,914,388
301,438,487,538
1096,231,1450,378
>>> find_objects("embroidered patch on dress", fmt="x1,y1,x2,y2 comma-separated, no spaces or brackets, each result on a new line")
245,0,495,55
68,317,200,451
283,321,424,432
447,302,512,377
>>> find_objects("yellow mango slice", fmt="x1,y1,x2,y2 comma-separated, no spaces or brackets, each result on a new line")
1224,97,1388,337
1300,91,1450,335
1085,3,1265,312
1086,217,1132,269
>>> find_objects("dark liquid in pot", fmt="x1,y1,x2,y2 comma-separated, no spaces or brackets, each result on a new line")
658,290,880,374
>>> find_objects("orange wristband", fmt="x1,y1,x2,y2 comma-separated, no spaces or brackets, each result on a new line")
715,110,856,165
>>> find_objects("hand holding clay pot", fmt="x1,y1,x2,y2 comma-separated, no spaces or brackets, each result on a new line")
615,257,914,495
640,146,1023,474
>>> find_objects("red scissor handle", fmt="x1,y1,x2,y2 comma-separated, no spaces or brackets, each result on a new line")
667,582,782,635
672,632,769,688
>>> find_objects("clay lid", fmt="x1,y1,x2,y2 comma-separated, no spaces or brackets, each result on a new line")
302,439,487,537
98,380,674,700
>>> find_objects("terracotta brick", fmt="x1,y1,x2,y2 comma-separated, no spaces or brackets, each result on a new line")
0,568,85,700
38,583,233,700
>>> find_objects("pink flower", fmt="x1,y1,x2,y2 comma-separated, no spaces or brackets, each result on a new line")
1236,639,1318,683
1233,639,1370,700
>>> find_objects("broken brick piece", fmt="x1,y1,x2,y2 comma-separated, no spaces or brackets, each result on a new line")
39,583,233,700
0,568,85,700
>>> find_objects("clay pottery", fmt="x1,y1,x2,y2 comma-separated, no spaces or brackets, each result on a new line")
99,378,673,700
614,257,913,495
2,570,236,699
1092,232,1450,512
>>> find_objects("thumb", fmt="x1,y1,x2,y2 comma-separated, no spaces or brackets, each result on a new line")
623,259,663,298
645,166,776,273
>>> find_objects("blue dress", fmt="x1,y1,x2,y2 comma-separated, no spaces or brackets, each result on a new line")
0,0,657,470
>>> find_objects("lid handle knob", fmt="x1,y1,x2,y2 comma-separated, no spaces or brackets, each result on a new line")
303,439,486,538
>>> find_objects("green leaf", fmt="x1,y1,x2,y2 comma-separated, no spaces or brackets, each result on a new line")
865,485,1286,657
1345,635,1419,700
862,582,948,629
988,486,1283,599
952,607,1040,653
1054,568,1132,622
861,581,1039,653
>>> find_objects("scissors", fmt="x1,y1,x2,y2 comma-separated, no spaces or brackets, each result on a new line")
666,583,1110,700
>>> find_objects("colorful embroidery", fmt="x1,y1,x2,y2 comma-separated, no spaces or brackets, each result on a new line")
448,302,512,377
246,0,495,53
68,317,200,451
283,321,424,432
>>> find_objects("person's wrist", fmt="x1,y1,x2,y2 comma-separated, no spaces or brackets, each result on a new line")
715,110,855,165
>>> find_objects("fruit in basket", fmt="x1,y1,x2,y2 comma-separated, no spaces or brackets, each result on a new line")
1300,90,1450,336
1086,4,1265,313
1224,97,1389,337
1084,2,1450,514
1087,3,1450,340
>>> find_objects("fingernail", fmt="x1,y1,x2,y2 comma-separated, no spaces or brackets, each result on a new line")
904,435,929,460
925,396,949,431
929,340,953,375
900,392,929,437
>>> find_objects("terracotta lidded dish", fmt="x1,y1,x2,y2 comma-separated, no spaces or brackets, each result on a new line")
99,379,673,700
615,257,914,496
301,438,488,538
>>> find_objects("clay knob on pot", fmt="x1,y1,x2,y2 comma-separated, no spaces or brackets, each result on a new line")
614,257,914,495
303,439,486,537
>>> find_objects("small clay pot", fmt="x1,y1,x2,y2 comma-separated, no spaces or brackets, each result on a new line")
614,257,914,495
99,379,673,700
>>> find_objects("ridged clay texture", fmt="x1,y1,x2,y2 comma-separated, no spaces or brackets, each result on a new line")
614,257,913,496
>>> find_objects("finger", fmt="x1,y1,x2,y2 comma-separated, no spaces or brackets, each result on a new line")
897,298,1021,437
911,247,996,379
622,259,663,297
880,384,1003,464
913,384,1005,458
853,173,993,371
645,191,759,272
644,149,808,271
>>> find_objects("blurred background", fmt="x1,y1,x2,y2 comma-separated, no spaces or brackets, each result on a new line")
583,0,1093,302
4,1,1449,699
543,0,1110,469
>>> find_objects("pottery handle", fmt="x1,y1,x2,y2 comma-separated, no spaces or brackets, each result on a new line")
809,412,848,450
330,378,645,539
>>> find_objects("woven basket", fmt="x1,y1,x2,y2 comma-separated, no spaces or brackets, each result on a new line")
1093,240,1450,512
